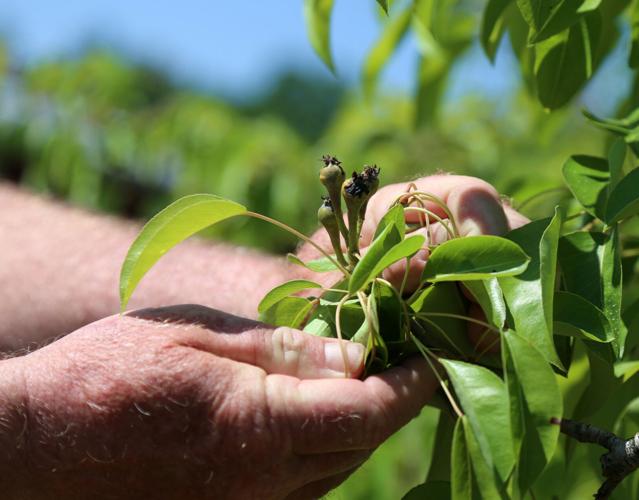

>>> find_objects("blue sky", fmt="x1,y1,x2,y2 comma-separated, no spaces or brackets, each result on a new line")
0,0,520,100
0,0,630,113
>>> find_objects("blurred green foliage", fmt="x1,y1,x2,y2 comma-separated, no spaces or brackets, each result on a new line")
0,43,608,255
1,39,636,498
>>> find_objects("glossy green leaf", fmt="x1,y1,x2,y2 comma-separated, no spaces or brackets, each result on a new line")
499,212,563,367
286,253,339,273
614,361,639,382
258,279,322,314
573,349,620,418
363,6,413,100
481,0,512,62
349,235,425,293
534,12,601,109
441,359,515,482
605,168,639,224
304,0,335,72
119,194,246,311
451,417,472,500
558,231,605,306
553,291,614,343
533,0,600,43
374,203,405,240
503,330,562,491
259,296,313,329
600,226,627,356
462,414,507,499
562,155,609,219
463,279,507,330
421,235,530,283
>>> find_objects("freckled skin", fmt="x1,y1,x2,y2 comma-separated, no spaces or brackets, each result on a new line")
0,306,437,499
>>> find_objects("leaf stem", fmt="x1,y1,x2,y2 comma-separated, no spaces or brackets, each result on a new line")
418,312,500,333
410,333,464,419
246,211,350,276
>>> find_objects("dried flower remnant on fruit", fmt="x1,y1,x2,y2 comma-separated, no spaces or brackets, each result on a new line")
319,155,345,189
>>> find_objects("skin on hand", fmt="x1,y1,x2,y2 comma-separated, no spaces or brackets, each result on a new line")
0,305,437,500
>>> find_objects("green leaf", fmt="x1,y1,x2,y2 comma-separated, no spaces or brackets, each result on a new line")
421,235,530,283
362,6,413,100
553,291,614,343
481,0,512,62
614,360,639,382
517,0,599,43
503,330,562,492
558,231,605,306
257,279,322,314
600,226,627,355
374,203,405,240
499,212,563,368
403,481,451,499
607,138,626,193
349,235,425,293
376,0,389,14
534,12,601,109
119,194,246,311
411,283,475,357
463,279,507,330
451,417,472,500
440,359,515,482
286,253,339,273
630,0,639,68
259,296,313,329
562,155,609,219
605,167,639,224
304,0,335,72
462,414,508,499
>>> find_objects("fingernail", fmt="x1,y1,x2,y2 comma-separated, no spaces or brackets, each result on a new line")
324,341,364,375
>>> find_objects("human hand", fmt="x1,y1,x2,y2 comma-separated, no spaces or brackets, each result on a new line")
0,305,437,499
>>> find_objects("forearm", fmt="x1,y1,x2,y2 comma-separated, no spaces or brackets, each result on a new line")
0,357,28,492
0,183,297,351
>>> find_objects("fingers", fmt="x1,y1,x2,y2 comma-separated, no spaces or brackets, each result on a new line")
267,356,437,454
128,305,365,379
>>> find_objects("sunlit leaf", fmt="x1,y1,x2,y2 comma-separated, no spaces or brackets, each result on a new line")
119,194,246,311
421,235,530,282
304,0,335,72
607,138,626,193
481,0,512,62
374,203,405,240
503,330,562,492
349,235,425,293
451,417,472,500
259,296,313,329
553,291,614,343
517,0,600,43
463,278,507,330
362,6,413,100
605,167,639,224
562,155,609,219
258,279,322,314
499,212,563,368
286,253,339,273
440,359,515,482
600,226,627,356
534,12,601,109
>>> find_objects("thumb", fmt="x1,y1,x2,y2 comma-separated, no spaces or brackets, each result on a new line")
209,325,366,380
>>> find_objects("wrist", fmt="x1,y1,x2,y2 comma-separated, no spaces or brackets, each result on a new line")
0,356,30,488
